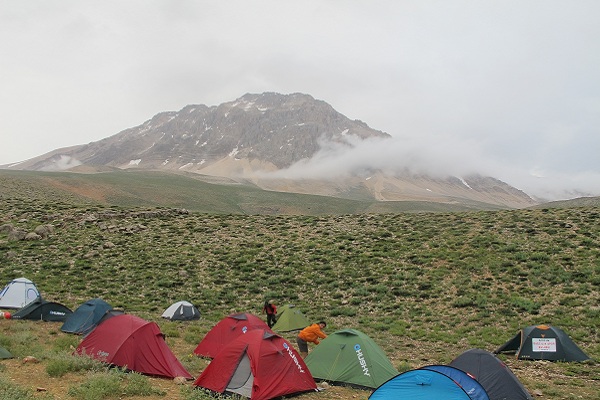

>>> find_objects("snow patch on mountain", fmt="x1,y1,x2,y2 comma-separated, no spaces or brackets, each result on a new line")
460,178,473,189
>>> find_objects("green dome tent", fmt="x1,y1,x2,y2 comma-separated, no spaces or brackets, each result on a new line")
305,329,398,389
0,346,13,359
272,304,311,332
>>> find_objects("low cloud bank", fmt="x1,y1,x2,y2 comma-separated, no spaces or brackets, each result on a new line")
39,155,82,172
264,134,600,201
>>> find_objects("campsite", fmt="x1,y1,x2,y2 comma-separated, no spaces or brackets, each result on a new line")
0,183,599,399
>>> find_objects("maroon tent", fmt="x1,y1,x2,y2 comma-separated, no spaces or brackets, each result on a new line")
194,329,317,400
194,313,271,358
76,314,192,379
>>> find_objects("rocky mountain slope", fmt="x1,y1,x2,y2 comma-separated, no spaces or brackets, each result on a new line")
3,92,536,208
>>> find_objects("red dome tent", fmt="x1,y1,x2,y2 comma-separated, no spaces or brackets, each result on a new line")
76,314,192,379
194,312,271,358
194,329,317,400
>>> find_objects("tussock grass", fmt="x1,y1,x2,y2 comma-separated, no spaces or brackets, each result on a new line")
46,352,106,378
0,377,46,400
67,369,165,400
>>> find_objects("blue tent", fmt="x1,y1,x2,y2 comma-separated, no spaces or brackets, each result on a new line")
60,298,113,335
369,369,476,400
421,365,489,400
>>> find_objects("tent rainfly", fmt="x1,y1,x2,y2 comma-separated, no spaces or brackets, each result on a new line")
194,313,271,358
76,314,192,379
161,301,200,321
369,368,481,400
420,365,490,400
0,346,13,359
11,297,72,322
305,328,398,389
495,324,590,362
450,348,533,400
0,278,40,309
61,298,114,335
194,329,317,400
271,304,310,332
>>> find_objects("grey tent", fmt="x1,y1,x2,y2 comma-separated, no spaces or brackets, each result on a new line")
161,301,200,321
0,277,39,309
495,324,590,362
11,297,72,322
450,348,533,400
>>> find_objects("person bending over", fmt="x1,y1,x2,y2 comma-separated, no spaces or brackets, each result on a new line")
296,321,327,358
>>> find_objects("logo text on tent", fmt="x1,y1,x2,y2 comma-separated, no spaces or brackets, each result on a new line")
96,350,109,359
49,311,65,316
283,343,305,373
354,344,370,377
532,338,557,352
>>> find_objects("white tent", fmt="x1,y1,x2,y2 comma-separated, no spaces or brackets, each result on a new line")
161,300,200,321
0,278,40,309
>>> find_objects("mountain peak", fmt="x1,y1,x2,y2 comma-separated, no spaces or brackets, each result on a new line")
2,92,536,208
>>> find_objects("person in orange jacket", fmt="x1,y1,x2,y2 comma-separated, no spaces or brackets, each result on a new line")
296,321,327,358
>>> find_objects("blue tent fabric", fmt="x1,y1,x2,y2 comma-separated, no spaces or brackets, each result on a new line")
369,369,473,400
60,298,113,335
421,365,490,400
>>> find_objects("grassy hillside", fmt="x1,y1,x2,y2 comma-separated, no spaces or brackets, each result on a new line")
0,172,598,399
530,196,600,209
0,169,508,214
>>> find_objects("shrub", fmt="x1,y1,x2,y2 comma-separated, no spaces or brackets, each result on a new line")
180,386,232,400
67,369,164,400
510,296,541,314
51,335,79,352
46,353,106,377
0,377,38,400
396,361,412,373
67,372,122,400
122,372,165,396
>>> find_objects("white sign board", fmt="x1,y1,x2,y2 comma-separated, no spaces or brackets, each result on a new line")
532,338,557,352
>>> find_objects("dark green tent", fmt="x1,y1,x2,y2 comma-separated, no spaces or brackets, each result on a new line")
11,297,72,322
0,346,12,359
272,304,310,332
495,324,590,362
305,329,398,389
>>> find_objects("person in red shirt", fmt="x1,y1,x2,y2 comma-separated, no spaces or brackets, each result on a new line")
263,299,277,328
296,321,327,358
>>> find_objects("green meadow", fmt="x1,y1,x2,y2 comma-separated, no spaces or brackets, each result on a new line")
0,170,598,399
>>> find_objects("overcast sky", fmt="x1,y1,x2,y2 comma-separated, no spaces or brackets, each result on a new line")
1,1,599,200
